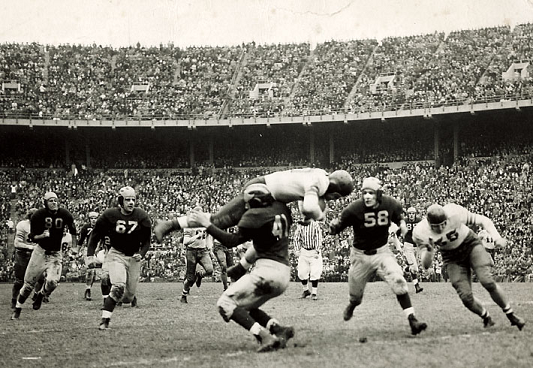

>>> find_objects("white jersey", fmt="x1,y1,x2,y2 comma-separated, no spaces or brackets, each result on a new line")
14,219,36,251
264,168,330,203
413,203,478,251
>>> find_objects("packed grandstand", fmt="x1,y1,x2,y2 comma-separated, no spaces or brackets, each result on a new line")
1,23,532,285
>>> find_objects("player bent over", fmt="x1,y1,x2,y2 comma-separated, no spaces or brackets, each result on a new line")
87,186,151,330
189,188,295,353
414,203,525,330
329,178,427,336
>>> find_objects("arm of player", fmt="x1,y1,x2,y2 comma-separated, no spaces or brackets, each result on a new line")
468,212,506,248
189,209,249,248
301,190,325,221
412,226,434,269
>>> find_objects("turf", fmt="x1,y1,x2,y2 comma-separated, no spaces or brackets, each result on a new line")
1,281,532,368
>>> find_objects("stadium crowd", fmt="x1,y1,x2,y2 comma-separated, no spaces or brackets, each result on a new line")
0,142,531,284
2,23,533,120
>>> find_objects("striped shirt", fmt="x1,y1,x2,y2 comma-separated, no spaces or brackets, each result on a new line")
293,220,323,252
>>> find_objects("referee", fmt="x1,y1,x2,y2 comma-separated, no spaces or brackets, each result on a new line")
293,218,323,300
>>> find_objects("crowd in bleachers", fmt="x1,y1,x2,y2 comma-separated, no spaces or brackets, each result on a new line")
0,142,532,283
3,22,533,120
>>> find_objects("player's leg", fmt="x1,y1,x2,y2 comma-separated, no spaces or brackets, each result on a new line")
12,248,47,319
194,263,206,288
471,244,525,330
309,255,323,300
343,249,372,321
181,249,197,303
216,259,290,352
12,249,31,309
297,255,311,298
378,252,427,335
215,247,229,290
121,257,141,305
447,262,492,326
85,268,95,300
100,251,127,329
33,252,62,310
404,243,423,293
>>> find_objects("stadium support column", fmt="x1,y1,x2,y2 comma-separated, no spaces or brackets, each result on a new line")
434,121,440,167
309,128,315,165
86,143,90,168
329,131,334,164
453,122,459,163
189,133,195,168
208,134,214,166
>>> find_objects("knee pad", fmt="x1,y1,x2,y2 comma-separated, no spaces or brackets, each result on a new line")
217,293,237,322
391,277,409,295
110,283,125,301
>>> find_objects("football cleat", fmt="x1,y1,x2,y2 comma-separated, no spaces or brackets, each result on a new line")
195,275,202,288
415,285,424,293
131,296,138,308
154,220,174,243
408,314,427,335
299,290,311,299
180,295,188,304
85,289,92,301
483,315,495,328
311,294,318,301
11,308,22,320
343,302,357,321
256,330,281,353
270,324,295,349
99,318,110,330
507,313,525,331
32,292,44,310
227,263,247,282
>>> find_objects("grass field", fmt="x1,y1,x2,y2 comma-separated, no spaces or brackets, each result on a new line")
1,281,532,368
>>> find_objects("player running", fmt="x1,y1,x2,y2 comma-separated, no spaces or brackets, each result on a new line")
413,203,525,330
87,186,151,330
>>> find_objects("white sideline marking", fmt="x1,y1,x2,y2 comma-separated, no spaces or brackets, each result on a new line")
103,352,245,367
22,357,41,360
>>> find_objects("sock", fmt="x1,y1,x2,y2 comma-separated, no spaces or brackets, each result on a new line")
481,308,489,318
312,287,318,295
403,307,415,318
503,305,513,314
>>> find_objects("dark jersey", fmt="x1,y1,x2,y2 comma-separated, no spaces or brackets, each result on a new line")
30,208,76,252
404,216,422,244
207,201,293,267
331,195,403,251
89,207,151,257
78,223,94,247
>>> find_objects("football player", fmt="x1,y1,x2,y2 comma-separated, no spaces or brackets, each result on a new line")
179,206,214,304
11,208,45,310
86,186,151,330
402,207,424,293
413,203,525,330
213,227,237,291
329,177,427,336
189,188,295,353
78,211,99,300
154,168,354,278
12,192,77,320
